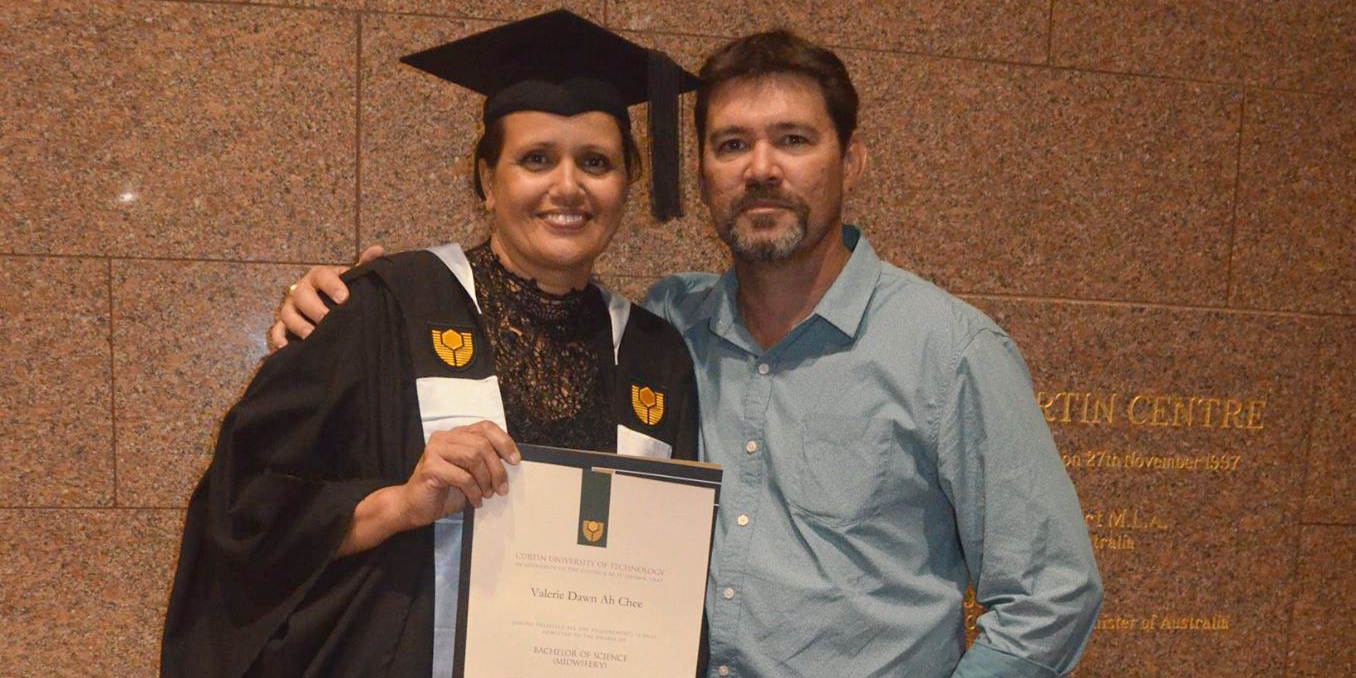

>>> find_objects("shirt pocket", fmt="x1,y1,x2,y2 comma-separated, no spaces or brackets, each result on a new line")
787,413,890,528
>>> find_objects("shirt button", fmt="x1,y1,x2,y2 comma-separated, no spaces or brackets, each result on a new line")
757,363,769,375
718,666,730,676
745,440,758,453
737,514,749,526
722,587,735,599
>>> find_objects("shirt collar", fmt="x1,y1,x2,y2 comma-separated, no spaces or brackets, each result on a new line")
695,267,740,339
808,226,880,339
698,225,881,344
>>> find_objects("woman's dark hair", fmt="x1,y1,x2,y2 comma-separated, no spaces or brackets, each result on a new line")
471,115,644,199
694,30,859,153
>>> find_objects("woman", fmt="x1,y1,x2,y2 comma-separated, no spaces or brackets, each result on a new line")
161,12,701,677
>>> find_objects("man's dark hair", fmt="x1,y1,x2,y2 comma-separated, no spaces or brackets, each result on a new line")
694,30,859,152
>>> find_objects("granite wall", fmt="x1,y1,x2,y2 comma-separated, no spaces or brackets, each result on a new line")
2,1,1352,675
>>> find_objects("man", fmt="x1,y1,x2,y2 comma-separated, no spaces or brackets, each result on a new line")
273,30,1102,678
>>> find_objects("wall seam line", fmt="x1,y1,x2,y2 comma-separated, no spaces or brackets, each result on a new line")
0,506,192,511
355,11,363,257
107,259,119,508
1224,86,1246,305
0,253,348,266
1277,326,1329,675
953,292,1354,319
1045,0,1055,65
152,0,353,16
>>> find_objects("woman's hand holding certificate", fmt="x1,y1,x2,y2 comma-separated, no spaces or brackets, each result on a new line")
338,422,522,557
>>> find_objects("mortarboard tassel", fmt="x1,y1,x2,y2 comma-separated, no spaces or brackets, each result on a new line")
647,49,684,222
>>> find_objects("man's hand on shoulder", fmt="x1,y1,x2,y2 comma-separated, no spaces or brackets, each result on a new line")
266,244,385,352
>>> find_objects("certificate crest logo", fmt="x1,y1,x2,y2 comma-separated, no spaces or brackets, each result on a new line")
581,520,606,542
430,327,474,368
578,470,611,548
631,385,665,426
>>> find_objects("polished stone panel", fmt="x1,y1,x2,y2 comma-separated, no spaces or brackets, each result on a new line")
969,297,1317,678
595,273,662,304
608,0,1049,63
0,257,113,506
0,0,356,262
0,509,183,676
249,0,365,9
359,14,494,255
113,260,308,507
1249,1,1356,95
849,52,1239,304
1051,1,1248,83
365,0,602,21
1231,91,1355,314
1285,525,1356,677
1301,319,1356,525
1052,1,1355,94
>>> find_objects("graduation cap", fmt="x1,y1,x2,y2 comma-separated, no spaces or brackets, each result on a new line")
401,10,699,222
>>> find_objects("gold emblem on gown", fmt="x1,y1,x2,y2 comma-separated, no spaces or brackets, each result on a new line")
631,385,665,426
431,328,474,368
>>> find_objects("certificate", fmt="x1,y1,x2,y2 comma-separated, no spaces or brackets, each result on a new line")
453,444,721,677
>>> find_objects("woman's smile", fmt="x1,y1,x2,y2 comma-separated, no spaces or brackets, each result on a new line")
538,210,591,230
480,110,631,293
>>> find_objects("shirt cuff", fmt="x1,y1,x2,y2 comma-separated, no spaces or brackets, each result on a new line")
951,642,1060,678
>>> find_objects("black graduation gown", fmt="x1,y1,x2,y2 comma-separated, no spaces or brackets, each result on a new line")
161,249,700,677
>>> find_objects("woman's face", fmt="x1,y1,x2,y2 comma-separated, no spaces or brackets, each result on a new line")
481,110,630,292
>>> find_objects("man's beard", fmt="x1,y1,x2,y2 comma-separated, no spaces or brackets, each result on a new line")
715,184,811,263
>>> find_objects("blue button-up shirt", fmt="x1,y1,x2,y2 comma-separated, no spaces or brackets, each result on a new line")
644,227,1102,678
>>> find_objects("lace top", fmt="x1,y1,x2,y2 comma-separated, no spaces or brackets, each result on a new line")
465,243,616,452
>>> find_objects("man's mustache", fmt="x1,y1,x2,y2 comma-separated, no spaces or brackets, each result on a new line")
732,185,808,215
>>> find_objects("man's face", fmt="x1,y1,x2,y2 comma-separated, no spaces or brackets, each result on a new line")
699,73,863,263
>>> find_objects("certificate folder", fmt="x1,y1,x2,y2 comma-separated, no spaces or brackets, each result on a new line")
453,444,721,677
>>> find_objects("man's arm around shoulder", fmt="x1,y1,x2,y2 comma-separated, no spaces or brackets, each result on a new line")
640,272,719,328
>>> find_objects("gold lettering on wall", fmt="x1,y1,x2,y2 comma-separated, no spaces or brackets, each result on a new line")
1085,508,1172,531
1128,394,1150,425
1094,612,1231,632
1062,449,1243,472
1089,534,1136,551
1095,614,1138,631
1083,507,1172,552
1036,390,1266,431
1150,613,1231,631
1038,391,1120,425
